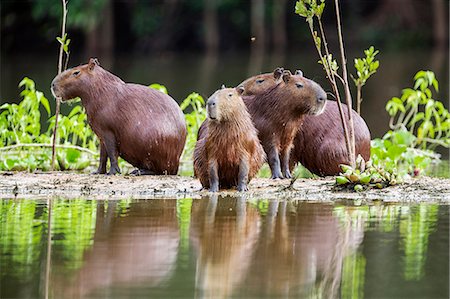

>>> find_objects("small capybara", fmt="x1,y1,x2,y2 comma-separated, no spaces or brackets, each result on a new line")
51,58,187,175
239,69,371,176
194,87,265,192
242,70,327,179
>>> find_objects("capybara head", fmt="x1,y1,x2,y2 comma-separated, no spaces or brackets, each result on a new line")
281,70,327,115
237,67,284,96
207,87,247,122
51,58,103,101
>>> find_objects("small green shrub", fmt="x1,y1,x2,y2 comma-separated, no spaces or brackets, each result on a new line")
372,70,449,176
0,78,98,171
179,92,206,176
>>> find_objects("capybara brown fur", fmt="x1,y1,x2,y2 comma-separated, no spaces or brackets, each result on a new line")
51,58,187,175
239,69,371,176
236,67,284,96
194,88,265,192
242,70,327,179
291,100,371,176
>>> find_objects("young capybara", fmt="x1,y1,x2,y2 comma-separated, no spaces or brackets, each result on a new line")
51,58,187,175
239,69,371,176
194,88,265,192
242,70,327,179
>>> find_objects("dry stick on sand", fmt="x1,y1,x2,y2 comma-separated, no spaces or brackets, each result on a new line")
51,0,68,170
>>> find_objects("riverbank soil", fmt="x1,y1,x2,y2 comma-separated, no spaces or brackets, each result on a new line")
1,172,449,202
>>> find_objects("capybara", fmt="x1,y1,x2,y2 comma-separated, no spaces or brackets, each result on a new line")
194,88,265,192
242,70,327,179
291,100,371,176
236,67,284,96
239,69,371,177
51,58,187,175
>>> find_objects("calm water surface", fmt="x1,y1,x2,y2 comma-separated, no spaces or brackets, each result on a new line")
1,197,448,299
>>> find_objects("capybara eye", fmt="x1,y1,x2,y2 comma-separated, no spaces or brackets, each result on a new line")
296,83,304,89
256,79,265,84
228,93,233,98
72,70,80,77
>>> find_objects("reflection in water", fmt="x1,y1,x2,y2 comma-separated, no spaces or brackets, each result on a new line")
0,198,448,299
190,195,260,298
55,199,180,298
243,201,365,298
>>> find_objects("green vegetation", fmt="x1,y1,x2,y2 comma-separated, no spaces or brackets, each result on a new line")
0,78,206,174
295,0,380,169
179,92,206,175
371,71,449,176
0,78,97,171
352,46,380,115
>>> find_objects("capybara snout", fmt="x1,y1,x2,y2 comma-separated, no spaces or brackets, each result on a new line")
206,94,218,120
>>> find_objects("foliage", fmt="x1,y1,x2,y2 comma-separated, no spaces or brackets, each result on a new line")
32,0,108,31
386,70,448,150
179,92,207,175
295,0,357,167
352,46,380,114
335,155,400,191
372,71,448,177
0,78,98,171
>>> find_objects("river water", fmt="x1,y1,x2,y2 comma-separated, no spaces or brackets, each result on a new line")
1,197,448,298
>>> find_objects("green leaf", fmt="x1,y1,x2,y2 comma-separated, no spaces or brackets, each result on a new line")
66,148,81,163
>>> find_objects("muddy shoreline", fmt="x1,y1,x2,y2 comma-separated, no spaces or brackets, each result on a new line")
0,172,449,202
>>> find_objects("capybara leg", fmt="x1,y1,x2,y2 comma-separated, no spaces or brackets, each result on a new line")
267,146,283,179
103,133,121,175
281,149,292,179
237,158,249,192
208,159,219,192
92,143,107,174
130,169,155,176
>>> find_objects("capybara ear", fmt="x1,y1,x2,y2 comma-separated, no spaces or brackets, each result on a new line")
273,67,284,79
282,70,292,83
295,70,303,77
88,58,99,71
236,85,245,95
221,84,226,89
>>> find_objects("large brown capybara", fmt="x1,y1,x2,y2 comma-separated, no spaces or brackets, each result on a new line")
51,58,187,175
291,100,371,176
194,88,265,192
242,70,327,179
238,69,371,176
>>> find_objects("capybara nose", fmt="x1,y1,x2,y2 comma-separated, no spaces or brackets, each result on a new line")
51,82,55,89
317,96,326,103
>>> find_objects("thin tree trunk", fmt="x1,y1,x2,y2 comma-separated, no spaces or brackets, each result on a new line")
335,0,356,167
203,0,219,55
431,0,447,48
272,0,287,53
249,0,266,76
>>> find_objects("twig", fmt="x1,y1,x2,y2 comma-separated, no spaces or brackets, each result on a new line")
51,0,68,170
334,0,356,167
0,143,97,156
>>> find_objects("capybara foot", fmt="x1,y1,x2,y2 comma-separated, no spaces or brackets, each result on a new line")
237,183,248,192
91,169,106,175
271,172,284,179
130,169,155,176
283,169,292,179
107,165,121,175
209,185,219,192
